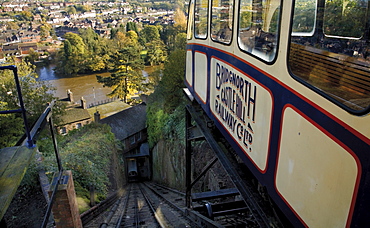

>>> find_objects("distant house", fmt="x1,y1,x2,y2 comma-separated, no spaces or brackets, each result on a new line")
33,14,42,22
2,44,21,57
57,90,92,135
18,43,38,54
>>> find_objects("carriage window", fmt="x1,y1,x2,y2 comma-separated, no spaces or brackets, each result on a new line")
238,0,281,62
195,0,209,38
324,0,367,38
289,0,370,112
292,0,317,36
187,0,195,40
211,0,234,44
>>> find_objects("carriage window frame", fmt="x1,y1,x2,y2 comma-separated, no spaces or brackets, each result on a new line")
210,0,235,45
288,0,370,114
194,0,209,39
237,0,282,63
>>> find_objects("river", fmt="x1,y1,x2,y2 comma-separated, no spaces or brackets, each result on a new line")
35,64,150,106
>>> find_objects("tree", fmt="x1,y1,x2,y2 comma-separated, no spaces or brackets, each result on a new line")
140,25,160,44
79,28,111,72
173,8,187,32
17,11,33,21
0,60,65,148
55,32,87,75
66,6,77,15
126,21,138,33
39,24,52,40
160,49,186,111
147,66,163,90
324,0,367,38
0,101,24,148
145,39,167,66
6,21,19,30
25,48,39,64
76,5,91,13
174,33,187,50
126,30,138,42
43,123,118,195
97,44,145,102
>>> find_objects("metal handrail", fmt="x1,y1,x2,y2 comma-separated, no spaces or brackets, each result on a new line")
0,65,64,227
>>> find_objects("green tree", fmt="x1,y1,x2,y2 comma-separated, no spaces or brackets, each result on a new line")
97,44,145,102
6,21,19,30
0,101,24,148
174,33,187,50
55,32,87,75
79,28,104,54
160,49,186,111
0,60,65,148
79,28,110,72
292,0,315,33
146,49,186,147
126,30,139,42
140,25,160,44
25,48,39,64
39,24,52,40
147,66,163,90
66,6,77,15
76,5,91,13
42,123,118,195
145,39,167,66
126,21,138,33
17,11,33,21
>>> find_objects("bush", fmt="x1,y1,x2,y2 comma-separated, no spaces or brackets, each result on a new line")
146,49,186,148
42,123,118,196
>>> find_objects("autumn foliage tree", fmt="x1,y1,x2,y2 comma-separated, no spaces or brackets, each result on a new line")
97,39,145,102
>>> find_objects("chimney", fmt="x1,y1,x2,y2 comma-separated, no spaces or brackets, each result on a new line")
81,97,87,109
94,111,100,123
67,89,74,103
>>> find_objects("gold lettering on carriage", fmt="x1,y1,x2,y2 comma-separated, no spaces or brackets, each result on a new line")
214,62,256,152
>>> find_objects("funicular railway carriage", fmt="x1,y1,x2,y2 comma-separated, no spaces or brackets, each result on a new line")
127,158,139,182
186,0,370,227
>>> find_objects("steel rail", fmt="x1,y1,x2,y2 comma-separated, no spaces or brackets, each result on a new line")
138,183,166,227
115,185,131,228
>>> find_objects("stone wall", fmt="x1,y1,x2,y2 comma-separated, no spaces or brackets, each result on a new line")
152,140,233,193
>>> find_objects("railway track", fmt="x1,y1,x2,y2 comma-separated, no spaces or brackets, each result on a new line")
117,183,162,227
83,182,261,228
84,182,205,227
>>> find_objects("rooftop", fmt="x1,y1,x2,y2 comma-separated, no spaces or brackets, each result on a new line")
100,103,147,141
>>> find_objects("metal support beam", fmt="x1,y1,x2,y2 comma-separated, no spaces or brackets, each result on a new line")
185,104,272,227
185,108,192,208
190,157,218,189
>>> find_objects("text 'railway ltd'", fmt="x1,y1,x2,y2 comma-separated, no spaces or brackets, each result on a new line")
214,62,256,151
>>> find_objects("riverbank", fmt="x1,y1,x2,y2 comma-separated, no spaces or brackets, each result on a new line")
35,65,157,105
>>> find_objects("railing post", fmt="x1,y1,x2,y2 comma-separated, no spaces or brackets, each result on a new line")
11,66,33,147
48,115,63,172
